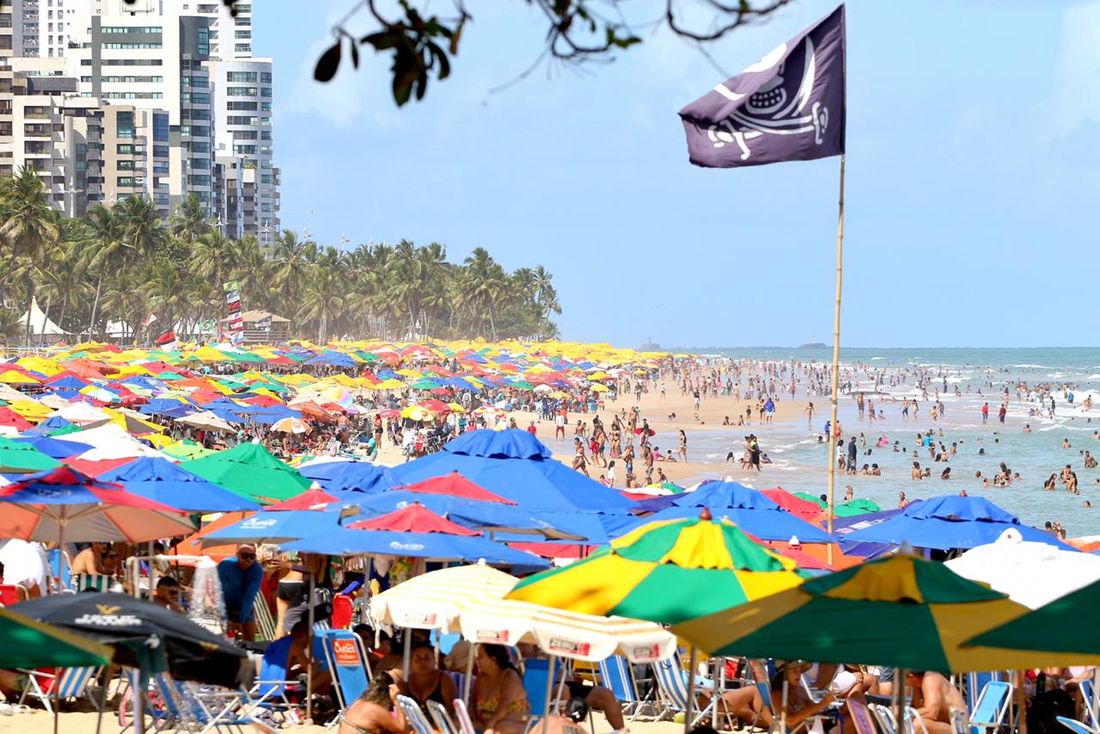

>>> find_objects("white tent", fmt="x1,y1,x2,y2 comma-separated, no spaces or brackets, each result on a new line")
16,298,66,336
54,422,166,460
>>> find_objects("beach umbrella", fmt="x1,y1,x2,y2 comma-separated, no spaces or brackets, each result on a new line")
634,481,836,543
761,487,822,521
22,415,77,436
176,410,236,432
270,416,310,434
833,498,881,517
0,435,62,472
15,593,248,687
96,456,260,513
0,466,195,544
945,527,1100,609
842,495,1070,551
283,505,549,567
182,442,311,503
13,435,93,459
298,459,400,493
397,471,516,504
160,439,215,460
0,606,113,668
370,561,519,630
506,512,806,624
389,429,633,512
201,509,344,546
670,552,1054,673
264,484,338,510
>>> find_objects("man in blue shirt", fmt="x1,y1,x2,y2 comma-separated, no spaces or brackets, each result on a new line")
217,544,264,641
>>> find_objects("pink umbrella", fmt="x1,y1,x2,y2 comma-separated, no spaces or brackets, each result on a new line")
265,484,338,511
0,466,195,544
397,471,517,504
346,503,479,536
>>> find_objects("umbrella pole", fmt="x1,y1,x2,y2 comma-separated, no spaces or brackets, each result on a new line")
94,673,108,734
133,669,146,734
463,644,476,706
684,646,696,734
541,655,556,734
306,572,315,723
780,675,789,734
894,668,906,734
53,681,59,734
402,627,412,679
1014,670,1027,734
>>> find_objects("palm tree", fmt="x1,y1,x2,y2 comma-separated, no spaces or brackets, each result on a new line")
82,205,133,336
0,168,59,344
269,229,316,305
462,247,506,340
116,195,168,259
386,239,425,338
297,246,346,343
170,192,210,244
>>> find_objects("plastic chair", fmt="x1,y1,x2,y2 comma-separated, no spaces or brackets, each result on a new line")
968,680,1013,734
454,698,478,734
523,657,553,718
396,694,435,734
1057,716,1100,734
73,574,116,592
427,699,461,734
331,595,353,629
19,666,99,714
598,655,640,718
321,628,372,711
0,584,28,606
1080,679,1100,730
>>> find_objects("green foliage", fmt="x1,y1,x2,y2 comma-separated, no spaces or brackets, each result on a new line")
0,184,560,345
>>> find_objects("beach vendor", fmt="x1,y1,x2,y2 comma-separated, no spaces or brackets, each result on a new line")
218,544,264,641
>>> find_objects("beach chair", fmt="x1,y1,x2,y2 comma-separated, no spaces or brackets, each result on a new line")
968,680,1013,734
454,698,479,734
0,583,28,606
847,697,879,734
950,707,970,734
651,655,728,727
47,549,71,593
246,638,305,726
160,674,272,734
427,700,461,734
870,704,929,734
1057,716,1100,734
73,574,116,592
523,657,555,719
18,666,99,714
1080,679,1100,730
252,594,278,641
396,695,435,734
751,680,781,734
321,628,372,711
598,655,640,719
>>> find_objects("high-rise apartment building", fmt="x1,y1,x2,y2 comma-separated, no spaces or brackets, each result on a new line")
0,0,277,241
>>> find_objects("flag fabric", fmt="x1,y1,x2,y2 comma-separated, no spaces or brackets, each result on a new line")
155,329,177,352
142,313,158,327
679,4,845,168
255,315,272,330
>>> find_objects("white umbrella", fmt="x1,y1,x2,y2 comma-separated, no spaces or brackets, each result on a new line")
945,527,1100,609
370,561,518,631
177,410,235,433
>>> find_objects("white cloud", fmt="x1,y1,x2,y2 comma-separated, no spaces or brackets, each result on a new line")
1050,1,1100,136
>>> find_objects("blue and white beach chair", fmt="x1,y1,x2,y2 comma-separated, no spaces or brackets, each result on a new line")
396,694,435,734
968,679,1013,734
598,655,640,719
19,666,99,714
321,628,372,711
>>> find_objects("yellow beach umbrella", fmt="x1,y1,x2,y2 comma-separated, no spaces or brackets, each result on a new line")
0,370,40,385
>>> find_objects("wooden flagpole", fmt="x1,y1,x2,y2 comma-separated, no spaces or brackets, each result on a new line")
826,154,846,564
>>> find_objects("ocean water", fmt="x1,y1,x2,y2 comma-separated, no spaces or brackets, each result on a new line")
592,348,1100,538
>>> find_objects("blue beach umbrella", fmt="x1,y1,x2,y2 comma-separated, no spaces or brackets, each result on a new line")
842,495,1073,551
23,416,75,436
389,429,633,512
97,456,260,512
632,480,836,543
299,460,400,493
13,436,93,459
284,530,548,566
201,509,342,546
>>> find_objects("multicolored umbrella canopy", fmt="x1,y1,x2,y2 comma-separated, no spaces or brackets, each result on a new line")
182,442,311,503
0,466,195,543
506,514,806,623
0,606,113,668
0,435,62,472
671,553,1061,673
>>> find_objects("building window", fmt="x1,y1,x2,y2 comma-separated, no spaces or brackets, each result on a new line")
116,111,134,139
234,43,249,52
226,101,256,111
117,176,133,187
117,159,134,170
260,72,271,83
226,71,256,82
153,144,169,158
101,26,162,34
226,86,256,96
150,113,167,143
196,27,208,57
102,42,163,49
234,29,249,38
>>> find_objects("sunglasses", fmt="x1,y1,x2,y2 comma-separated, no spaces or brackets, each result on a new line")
238,553,256,560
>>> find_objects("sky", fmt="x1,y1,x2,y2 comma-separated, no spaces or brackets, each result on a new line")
253,1,1100,349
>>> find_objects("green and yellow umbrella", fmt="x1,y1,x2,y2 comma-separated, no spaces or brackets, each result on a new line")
672,552,1066,673
506,513,806,624
0,606,112,668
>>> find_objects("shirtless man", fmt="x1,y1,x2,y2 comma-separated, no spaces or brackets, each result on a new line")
70,542,105,576
906,671,964,734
